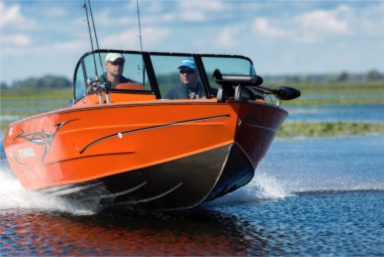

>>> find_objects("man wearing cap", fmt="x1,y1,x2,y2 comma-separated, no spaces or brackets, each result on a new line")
103,53,132,89
163,58,206,99
87,53,132,93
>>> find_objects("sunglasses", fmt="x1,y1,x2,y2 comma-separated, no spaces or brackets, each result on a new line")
179,69,195,75
110,61,125,66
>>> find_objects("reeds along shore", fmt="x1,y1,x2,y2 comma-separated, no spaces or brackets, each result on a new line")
278,122,384,138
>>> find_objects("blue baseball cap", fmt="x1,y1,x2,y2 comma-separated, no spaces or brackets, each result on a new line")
178,57,196,70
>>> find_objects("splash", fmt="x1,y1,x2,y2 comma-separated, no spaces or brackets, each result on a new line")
250,171,293,199
208,170,293,206
0,164,96,215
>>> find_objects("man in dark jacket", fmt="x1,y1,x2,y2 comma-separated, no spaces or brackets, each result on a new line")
87,53,132,93
163,58,206,99
103,53,132,89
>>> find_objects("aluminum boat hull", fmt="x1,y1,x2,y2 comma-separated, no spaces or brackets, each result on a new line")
4,97,287,210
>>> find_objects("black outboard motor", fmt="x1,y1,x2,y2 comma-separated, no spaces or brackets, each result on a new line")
213,69,300,103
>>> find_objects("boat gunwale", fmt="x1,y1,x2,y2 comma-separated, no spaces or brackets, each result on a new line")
6,99,287,127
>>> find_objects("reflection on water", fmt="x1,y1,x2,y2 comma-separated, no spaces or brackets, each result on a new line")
0,155,275,256
1,191,383,256
1,136,384,256
0,209,267,256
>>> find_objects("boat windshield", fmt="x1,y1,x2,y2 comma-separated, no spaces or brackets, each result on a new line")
73,51,151,100
150,55,206,99
73,50,256,102
200,56,256,90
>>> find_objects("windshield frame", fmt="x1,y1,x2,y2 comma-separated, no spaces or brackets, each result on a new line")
72,49,254,103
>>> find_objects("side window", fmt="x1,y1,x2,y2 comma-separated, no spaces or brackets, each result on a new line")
150,55,205,99
116,53,150,87
201,57,256,89
74,62,87,101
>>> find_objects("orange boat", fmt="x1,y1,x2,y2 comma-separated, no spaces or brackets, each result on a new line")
3,50,300,210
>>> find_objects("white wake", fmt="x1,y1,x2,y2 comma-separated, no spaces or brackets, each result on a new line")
0,163,95,215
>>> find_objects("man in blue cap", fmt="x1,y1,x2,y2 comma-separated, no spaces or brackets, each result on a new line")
163,57,206,99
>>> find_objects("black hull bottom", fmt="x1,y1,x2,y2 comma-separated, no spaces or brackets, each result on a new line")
40,144,255,210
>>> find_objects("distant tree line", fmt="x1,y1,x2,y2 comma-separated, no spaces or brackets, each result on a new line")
1,75,71,92
1,69,383,93
265,69,384,83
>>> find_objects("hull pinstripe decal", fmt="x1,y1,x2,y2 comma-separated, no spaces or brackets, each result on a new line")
80,114,230,154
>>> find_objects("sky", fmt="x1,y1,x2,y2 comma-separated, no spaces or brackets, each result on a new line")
1,0,383,84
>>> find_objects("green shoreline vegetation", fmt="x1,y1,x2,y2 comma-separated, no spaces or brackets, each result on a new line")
1,88,72,100
283,97,384,106
277,122,384,138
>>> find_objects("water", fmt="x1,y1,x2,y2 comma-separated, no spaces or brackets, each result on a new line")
299,93,384,100
1,135,383,256
0,99,70,125
286,104,384,122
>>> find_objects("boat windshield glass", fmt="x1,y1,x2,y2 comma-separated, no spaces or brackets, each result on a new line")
74,51,151,100
74,51,256,101
150,55,206,99
201,56,256,89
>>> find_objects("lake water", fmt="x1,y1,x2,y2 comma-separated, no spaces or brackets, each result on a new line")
286,104,384,123
1,135,383,256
